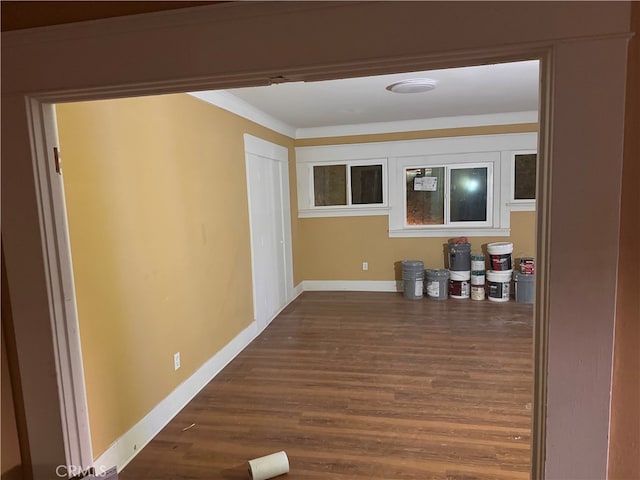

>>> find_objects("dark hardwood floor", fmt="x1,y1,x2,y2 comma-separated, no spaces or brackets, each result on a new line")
119,291,533,480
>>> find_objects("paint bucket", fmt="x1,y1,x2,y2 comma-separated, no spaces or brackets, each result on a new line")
514,271,535,304
470,271,485,285
425,269,449,300
519,257,535,275
448,270,470,299
448,242,471,271
471,284,486,301
486,270,512,302
487,242,513,271
471,254,485,272
402,260,424,300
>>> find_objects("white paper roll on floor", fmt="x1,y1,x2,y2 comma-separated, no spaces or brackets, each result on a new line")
248,451,289,480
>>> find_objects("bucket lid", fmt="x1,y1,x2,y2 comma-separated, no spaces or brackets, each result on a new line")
487,242,513,255
471,254,485,260
426,269,449,278
402,260,424,267
513,271,535,281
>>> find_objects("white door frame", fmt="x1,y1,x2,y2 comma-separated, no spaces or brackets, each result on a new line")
244,134,294,331
19,99,95,472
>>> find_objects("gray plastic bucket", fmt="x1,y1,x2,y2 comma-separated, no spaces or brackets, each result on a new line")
514,272,535,304
425,269,449,300
448,243,471,271
402,260,424,300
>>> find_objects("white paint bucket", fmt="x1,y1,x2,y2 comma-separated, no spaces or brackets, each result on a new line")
487,242,513,271
448,270,470,299
486,269,512,302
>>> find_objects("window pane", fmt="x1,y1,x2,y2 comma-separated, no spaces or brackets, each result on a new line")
450,167,488,222
406,167,445,225
514,153,537,200
351,165,383,204
314,165,347,206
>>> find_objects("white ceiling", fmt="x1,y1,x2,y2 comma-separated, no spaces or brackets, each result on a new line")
223,60,540,130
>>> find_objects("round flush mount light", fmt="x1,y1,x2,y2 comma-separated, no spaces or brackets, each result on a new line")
386,78,438,94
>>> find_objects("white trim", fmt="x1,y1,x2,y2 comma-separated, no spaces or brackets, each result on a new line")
302,280,401,292
507,202,537,212
93,320,260,472
244,133,294,306
186,92,537,141
389,227,510,238
296,132,538,163
190,91,296,138
297,157,388,217
292,282,305,299
296,111,539,139
510,149,538,209
298,207,389,218
28,101,94,469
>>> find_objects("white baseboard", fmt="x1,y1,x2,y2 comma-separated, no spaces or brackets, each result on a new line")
93,320,259,473
292,282,304,299
302,280,401,292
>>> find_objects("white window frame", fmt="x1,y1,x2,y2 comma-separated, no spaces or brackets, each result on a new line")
402,161,494,229
391,152,502,237
508,150,537,211
297,157,388,217
295,133,537,226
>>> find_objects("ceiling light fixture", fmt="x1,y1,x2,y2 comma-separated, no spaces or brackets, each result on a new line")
386,78,438,94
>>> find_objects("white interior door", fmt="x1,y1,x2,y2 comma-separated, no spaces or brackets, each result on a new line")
244,135,293,331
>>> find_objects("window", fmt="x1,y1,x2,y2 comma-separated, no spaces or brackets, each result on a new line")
509,151,537,210
404,163,492,228
296,132,537,223
296,157,387,217
313,164,384,207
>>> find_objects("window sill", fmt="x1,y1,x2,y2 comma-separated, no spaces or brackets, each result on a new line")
507,201,536,212
389,227,510,238
298,206,389,218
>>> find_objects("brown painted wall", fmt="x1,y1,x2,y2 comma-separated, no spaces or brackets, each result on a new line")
608,3,640,479
1,249,27,480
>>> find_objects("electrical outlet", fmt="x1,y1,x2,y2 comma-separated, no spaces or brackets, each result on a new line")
174,352,181,371
362,261,368,271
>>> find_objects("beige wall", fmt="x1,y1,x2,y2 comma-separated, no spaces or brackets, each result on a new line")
56,94,296,457
608,3,640,478
296,125,537,281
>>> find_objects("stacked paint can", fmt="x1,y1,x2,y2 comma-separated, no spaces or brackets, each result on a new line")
514,257,535,304
402,260,425,300
470,254,486,301
448,241,471,299
486,242,513,302
425,269,449,300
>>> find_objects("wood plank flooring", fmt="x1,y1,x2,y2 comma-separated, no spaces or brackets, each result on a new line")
120,291,533,480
